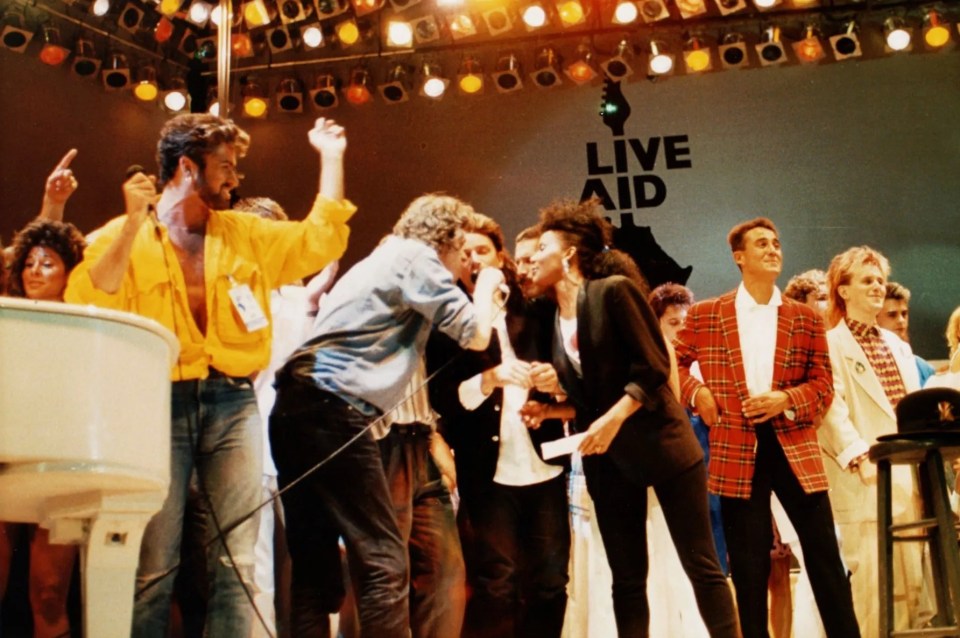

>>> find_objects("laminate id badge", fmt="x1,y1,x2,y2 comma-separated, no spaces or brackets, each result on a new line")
228,281,268,332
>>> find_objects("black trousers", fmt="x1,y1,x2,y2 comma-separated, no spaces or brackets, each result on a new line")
720,424,860,638
460,474,570,638
586,458,740,638
270,381,409,638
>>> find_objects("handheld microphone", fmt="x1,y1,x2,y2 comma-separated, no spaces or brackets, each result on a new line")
125,164,160,236
124,164,147,180
469,270,511,299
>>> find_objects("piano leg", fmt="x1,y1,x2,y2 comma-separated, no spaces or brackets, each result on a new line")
43,491,166,638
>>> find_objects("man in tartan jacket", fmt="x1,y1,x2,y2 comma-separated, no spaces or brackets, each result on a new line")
674,217,860,638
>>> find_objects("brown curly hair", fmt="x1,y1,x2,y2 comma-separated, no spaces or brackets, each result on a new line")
648,283,694,319
7,219,86,298
156,114,250,188
538,197,647,292
783,269,826,303
393,194,474,254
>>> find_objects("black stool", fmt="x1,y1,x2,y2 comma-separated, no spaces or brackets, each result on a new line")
869,388,960,637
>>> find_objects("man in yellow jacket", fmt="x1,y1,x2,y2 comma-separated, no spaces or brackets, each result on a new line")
65,115,355,638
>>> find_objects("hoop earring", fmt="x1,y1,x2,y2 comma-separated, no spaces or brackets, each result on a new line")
562,258,570,275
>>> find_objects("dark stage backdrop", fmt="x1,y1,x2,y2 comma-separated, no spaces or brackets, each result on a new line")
2,50,959,358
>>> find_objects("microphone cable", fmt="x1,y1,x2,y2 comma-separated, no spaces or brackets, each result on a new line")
129,274,510,632
50,201,272,638
132,205,273,637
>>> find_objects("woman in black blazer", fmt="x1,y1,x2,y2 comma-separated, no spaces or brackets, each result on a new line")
524,199,740,638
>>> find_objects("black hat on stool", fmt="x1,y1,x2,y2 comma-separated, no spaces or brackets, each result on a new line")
894,387,960,436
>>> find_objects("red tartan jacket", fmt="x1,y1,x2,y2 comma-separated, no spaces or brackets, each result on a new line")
674,289,834,499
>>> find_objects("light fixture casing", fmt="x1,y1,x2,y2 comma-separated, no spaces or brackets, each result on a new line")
267,25,295,53
601,40,634,80
309,72,339,109
719,32,748,68
883,16,912,52
420,62,449,99
39,26,70,66
481,7,514,37
829,21,861,60
378,64,412,103
0,9,34,53
279,0,312,24
72,37,102,77
638,0,668,24
647,40,674,76
531,47,562,88
755,25,786,66
492,53,523,93
163,77,190,112
565,44,598,84
682,35,712,72
714,0,746,16
793,25,826,63
277,77,305,112
457,57,484,94
102,51,131,90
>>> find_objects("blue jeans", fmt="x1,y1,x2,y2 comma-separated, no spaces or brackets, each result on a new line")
270,381,409,638
133,373,262,638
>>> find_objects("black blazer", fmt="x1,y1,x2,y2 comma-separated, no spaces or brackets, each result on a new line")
427,294,566,500
553,276,703,487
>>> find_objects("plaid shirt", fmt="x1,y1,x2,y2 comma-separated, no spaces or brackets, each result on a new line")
845,318,907,408
675,290,834,499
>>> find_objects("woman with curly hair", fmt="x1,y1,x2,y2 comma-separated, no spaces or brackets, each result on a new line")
525,199,739,638
6,219,86,301
2,218,86,638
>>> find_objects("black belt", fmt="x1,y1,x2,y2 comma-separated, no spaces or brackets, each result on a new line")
207,368,251,382
390,422,434,438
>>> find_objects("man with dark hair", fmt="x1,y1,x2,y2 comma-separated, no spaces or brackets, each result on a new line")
675,217,859,638
514,226,544,300
879,281,911,342
428,213,568,638
879,282,936,385
66,115,354,637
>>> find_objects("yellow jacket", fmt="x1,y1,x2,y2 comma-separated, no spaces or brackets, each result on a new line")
65,195,355,381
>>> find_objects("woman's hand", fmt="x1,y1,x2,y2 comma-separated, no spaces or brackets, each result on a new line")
530,362,561,394
44,149,79,206
579,412,625,456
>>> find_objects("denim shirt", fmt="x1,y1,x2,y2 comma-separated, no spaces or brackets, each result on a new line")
283,235,477,415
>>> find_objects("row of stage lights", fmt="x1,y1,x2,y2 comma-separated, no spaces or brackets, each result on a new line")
233,12,958,115
1,0,957,113
4,0,956,61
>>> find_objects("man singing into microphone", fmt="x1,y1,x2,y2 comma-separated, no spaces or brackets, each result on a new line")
271,195,504,638
65,114,354,637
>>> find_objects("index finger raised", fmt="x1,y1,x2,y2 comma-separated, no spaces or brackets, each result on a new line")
56,148,78,170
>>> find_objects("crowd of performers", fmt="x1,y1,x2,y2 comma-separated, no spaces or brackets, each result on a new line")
1,115,959,638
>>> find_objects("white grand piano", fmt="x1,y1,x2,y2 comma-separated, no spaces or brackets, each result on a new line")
0,297,178,637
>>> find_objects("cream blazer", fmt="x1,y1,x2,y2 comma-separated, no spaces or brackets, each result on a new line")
818,321,920,524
